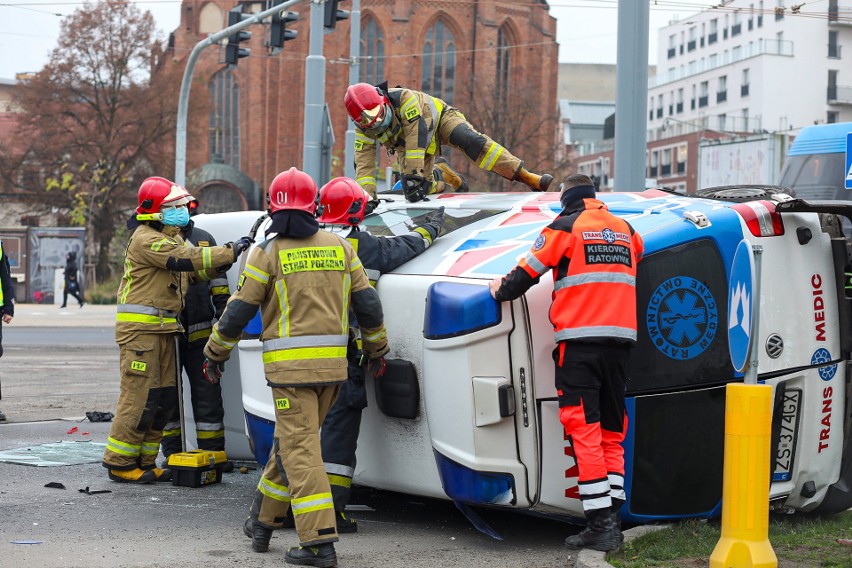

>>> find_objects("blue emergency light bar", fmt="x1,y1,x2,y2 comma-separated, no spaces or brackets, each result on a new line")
423,282,501,339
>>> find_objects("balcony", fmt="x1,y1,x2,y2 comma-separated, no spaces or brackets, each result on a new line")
717,90,727,103
698,95,709,107
827,85,852,105
828,5,851,26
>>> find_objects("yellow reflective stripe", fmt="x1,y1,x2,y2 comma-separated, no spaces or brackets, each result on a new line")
196,269,211,281
405,149,425,160
201,247,210,269
162,429,181,437
276,280,289,338
258,477,291,502
196,429,225,439
327,474,352,488
341,272,351,333
357,176,376,188
211,328,237,349
116,313,178,325
188,328,212,342
355,132,375,144
350,257,362,271
414,226,433,245
479,142,503,171
262,346,347,363
291,492,334,515
211,286,230,295
400,96,418,116
106,437,141,457
151,238,173,252
120,259,132,304
363,328,387,342
243,263,270,284
141,442,160,456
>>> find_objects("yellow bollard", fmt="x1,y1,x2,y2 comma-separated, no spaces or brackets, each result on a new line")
710,383,777,568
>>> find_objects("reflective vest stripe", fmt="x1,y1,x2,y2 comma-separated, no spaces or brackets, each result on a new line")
291,492,334,515
262,346,348,364
141,442,160,456
210,286,230,295
263,335,348,351
196,421,224,432
106,436,141,457
609,473,626,502
243,264,270,284
524,252,548,277
350,257,363,272
210,277,229,288
357,176,376,188
116,313,178,325
555,326,637,342
324,462,355,477
151,238,172,252
202,247,212,269
162,428,181,437
210,327,237,349
478,142,504,171
196,429,225,439
258,477,291,502
276,280,289,338
424,96,444,154
554,272,636,291
355,132,374,144
189,322,213,334
579,478,612,511
365,268,381,284
405,149,425,160
327,474,352,489
196,269,212,282
362,328,387,343
117,304,179,317
188,328,212,342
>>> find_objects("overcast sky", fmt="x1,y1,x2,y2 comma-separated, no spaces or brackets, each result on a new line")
0,0,712,80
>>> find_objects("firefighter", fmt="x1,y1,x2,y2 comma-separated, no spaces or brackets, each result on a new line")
489,174,644,552
102,177,252,484
203,168,389,567
160,197,232,462
344,82,553,202
316,177,446,533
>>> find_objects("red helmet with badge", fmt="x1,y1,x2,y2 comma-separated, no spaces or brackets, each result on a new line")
136,177,191,218
317,177,369,226
344,83,392,134
267,167,319,215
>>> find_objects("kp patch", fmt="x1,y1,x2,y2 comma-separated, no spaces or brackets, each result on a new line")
275,398,291,410
533,234,546,251
647,276,718,360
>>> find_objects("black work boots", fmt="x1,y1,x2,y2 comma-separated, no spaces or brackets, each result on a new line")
285,543,338,567
564,507,623,552
243,517,273,553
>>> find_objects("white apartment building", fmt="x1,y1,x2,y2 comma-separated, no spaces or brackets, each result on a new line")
649,0,852,137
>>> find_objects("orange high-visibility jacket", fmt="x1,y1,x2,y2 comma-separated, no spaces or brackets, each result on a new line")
495,197,644,343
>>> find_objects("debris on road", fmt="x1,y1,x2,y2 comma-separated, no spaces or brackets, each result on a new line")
44,482,65,489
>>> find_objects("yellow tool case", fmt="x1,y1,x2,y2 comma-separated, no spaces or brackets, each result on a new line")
167,450,229,487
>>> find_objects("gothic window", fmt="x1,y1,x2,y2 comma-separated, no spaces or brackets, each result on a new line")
496,25,513,104
422,19,456,103
209,69,240,168
360,16,384,85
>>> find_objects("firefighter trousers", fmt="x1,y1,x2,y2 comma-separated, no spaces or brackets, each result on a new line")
250,384,342,547
103,333,178,470
161,335,225,457
555,341,630,514
436,108,523,183
320,358,367,511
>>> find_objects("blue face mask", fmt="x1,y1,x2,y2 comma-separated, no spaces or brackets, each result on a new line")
162,206,190,227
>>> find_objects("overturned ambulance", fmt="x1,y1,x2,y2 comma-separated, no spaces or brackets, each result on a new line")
195,187,852,524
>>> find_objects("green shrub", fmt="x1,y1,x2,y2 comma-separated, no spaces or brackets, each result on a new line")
85,274,122,305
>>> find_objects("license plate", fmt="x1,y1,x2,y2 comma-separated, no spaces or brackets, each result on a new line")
773,388,801,482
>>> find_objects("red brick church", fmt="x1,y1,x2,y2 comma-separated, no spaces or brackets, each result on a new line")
166,0,559,212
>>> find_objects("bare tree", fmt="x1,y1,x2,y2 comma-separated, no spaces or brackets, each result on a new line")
0,0,180,279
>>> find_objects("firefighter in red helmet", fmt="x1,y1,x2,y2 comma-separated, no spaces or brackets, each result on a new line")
204,168,389,566
344,82,553,202
102,177,253,484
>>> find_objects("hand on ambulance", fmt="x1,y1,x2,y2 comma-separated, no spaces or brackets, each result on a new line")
488,278,501,299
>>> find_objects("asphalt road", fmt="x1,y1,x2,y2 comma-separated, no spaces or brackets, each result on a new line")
0,314,580,568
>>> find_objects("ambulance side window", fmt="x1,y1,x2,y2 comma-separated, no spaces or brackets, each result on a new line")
630,239,732,394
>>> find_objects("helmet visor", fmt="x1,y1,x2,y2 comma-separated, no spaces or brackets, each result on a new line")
162,184,192,208
359,104,386,130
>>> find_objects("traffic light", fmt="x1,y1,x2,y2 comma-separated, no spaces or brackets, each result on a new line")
225,6,252,66
323,0,349,30
269,7,298,50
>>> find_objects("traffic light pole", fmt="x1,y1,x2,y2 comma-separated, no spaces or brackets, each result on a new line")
302,0,327,184
174,0,304,187
344,0,360,179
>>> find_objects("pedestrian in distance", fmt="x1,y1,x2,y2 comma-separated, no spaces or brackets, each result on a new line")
315,177,446,533
60,251,85,308
345,82,553,203
489,173,644,552
0,239,14,423
160,196,232,465
102,177,252,484
203,168,389,567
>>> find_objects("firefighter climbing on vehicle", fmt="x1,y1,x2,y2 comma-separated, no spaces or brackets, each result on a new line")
203,168,389,567
315,176,446,533
160,196,232,464
489,173,644,552
344,82,553,203
102,177,252,484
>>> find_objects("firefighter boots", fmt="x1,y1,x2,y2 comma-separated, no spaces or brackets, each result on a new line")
108,468,156,484
514,167,554,192
564,507,622,552
148,467,172,482
335,510,358,533
285,543,338,567
434,157,469,192
243,517,272,553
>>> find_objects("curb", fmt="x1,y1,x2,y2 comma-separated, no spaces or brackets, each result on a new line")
569,525,671,568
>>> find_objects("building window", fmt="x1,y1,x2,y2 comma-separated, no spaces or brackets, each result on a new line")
688,26,697,51
496,25,513,104
719,113,727,131
677,88,684,113
360,16,385,85
775,0,785,20
677,144,687,175
742,108,750,131
829,0,839,22
657,94,664,119
209,68,239,168
717,75,727,103
732,10,742,36
741,68,750,97
709,19,718,44
669,91,674,116
649,150,659,178
828,111,839,124
699,81,709,108
661,148,672,177
422,19,456,104
828,69,838,101
828,30,841,59
668,34,676,59
758,0,764,26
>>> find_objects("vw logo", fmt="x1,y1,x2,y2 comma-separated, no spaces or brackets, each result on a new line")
647,276,718,360
765,334,784,359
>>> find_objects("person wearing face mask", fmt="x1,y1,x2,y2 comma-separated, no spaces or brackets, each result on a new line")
102,177,253,484
345,81,554,203
160,197,233,465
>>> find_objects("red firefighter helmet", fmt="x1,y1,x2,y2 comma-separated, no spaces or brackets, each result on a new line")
136,177,191,216
344,83,391,132
317,177,369,226
267,167,319,215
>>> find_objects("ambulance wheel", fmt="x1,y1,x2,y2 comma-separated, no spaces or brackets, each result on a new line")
691,185,796,202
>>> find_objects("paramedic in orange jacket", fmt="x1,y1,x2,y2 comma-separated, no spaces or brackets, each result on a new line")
489,174,644,552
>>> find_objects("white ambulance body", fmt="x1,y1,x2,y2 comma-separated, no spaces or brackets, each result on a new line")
195,187,852,524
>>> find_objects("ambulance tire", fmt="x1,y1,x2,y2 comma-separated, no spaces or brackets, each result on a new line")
691,185,796,202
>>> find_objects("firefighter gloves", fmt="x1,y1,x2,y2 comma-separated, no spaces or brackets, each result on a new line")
422,206,446,240
230,236,255,260
368,356,387,378
402,175,430,203
203,358,226,384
